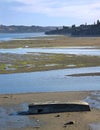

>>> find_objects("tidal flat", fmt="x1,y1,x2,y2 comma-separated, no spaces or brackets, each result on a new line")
0,53,100,74
0,35,100,130
0,35,100,48
0,36,100,74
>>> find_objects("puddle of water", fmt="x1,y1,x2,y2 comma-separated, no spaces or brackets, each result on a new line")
45,64,58,67
0,104,41,130
67,64,76,67
89,123,100,130
84,91,100,109
5,64,16,71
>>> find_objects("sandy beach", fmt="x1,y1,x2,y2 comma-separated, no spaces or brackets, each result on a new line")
0,91,100,130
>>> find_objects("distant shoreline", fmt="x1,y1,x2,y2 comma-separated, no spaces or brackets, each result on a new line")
0,32,46,42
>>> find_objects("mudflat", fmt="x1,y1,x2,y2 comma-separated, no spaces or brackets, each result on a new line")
0,36,100,48
0,36,100,74
0,91,99,130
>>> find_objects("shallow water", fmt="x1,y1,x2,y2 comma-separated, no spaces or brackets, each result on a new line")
0,67,100,94
89,123,100,130
84,91,100,130
84,91,100,109
0,47,100,56
0,104,40,130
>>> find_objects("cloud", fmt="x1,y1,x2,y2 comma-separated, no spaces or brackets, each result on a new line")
1,0,100,23
14,1,100,18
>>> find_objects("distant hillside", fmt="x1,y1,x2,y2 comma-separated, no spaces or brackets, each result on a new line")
45,20,100,37
0,25,57,33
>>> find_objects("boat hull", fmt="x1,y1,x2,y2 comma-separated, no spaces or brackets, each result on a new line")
28,102,90,114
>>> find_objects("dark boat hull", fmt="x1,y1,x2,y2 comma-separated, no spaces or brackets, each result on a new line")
28,101,90,114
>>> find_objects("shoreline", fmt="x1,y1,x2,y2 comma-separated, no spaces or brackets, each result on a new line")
0,91,100,130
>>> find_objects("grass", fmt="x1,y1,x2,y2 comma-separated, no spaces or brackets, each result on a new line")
0,36,100,73
0,64,6,71
0,53,100,74
0,35,100,48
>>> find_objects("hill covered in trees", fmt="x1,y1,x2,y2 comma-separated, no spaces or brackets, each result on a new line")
0,25,56,33
45,20,100,37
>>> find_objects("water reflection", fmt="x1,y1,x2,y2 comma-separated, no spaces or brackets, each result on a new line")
0,67,100,94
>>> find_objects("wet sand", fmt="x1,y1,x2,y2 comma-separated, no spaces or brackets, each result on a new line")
0,91,100,130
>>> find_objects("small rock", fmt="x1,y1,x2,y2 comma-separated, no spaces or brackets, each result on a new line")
3,96,8,98
64,121,75,127
55,114,60,117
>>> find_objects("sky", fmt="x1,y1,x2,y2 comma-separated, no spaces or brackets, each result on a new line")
0,0,100,26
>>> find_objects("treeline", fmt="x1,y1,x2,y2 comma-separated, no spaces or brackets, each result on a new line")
45,20,100,36
0,25,56,33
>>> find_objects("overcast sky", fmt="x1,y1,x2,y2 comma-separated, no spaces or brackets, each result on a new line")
0,0,100,26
